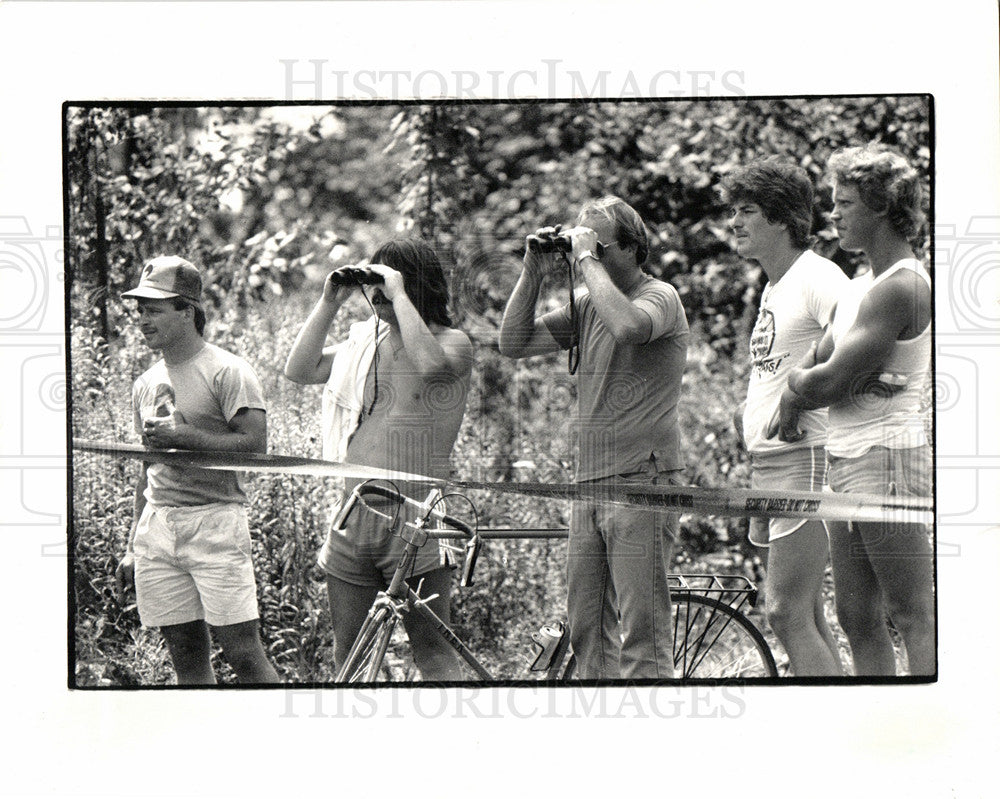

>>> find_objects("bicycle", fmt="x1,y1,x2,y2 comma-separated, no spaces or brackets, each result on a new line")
333,481,777,682
526,574,776,680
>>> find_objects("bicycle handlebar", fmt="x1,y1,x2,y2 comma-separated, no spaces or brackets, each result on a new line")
351,482,482,588
355,483,476,539
339,483,761,606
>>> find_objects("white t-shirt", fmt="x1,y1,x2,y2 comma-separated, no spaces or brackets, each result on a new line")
743,250,848,454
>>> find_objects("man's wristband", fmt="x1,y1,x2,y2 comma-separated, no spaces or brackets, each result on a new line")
575,250,599,265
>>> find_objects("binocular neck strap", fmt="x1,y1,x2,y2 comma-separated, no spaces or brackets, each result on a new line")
563,252,580,375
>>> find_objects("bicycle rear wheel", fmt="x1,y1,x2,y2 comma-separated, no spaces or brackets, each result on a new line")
674,593,776,678
555,594,776,679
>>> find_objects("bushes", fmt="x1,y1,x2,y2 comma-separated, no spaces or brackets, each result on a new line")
69,98,931,683
71,288,762,684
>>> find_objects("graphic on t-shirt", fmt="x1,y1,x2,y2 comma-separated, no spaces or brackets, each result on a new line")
142,382,176,420
749,308,788,378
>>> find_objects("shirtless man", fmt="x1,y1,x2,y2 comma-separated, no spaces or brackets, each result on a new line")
284,238,473,680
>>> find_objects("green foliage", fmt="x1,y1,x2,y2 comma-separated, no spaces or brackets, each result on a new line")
66,106,402,342
384,98,930,355
69,98,930,683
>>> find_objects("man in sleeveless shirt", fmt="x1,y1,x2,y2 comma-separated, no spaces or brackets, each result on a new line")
284,239,472,681
723,157,846,675
499,197,689,679
115,256,279,684
769,145,933,675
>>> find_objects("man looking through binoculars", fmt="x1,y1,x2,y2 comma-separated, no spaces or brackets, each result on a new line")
499,197,689,679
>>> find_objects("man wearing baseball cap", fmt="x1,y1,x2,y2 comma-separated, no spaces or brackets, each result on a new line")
116,255,278,684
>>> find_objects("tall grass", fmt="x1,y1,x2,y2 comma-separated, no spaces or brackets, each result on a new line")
72,290,767,685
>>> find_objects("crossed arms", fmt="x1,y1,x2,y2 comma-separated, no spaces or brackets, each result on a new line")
768,269,930,442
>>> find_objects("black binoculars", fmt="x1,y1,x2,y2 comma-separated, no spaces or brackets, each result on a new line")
526,227,606,258
328,267,384,286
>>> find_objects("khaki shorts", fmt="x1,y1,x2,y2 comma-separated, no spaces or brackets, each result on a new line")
749,446,828,547
133,502,259,627
318,498,446,587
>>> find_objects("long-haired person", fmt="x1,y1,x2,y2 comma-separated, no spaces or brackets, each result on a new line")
285,238,472,681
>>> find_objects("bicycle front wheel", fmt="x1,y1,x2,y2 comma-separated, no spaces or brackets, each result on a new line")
673,593,776,678
337,606,397,683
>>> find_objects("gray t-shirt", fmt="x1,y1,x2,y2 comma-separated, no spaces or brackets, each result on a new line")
132,342,266,506
542,274,689,481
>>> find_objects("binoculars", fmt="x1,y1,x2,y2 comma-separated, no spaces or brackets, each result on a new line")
328,267,384,286
526,227,606,258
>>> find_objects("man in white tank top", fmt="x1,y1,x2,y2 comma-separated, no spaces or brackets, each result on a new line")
724,157,845,676
767,145,933,676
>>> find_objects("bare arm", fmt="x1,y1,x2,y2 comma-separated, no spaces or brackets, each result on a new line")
394,293,453,372
788,278,915,407
387,287,474,380
425,326,474,383
284,272,349,384
732,400,747,451
128,464,148,554
115,464,148,600
143,407,267,453
571,228,652,343
813,324,836,365
765,339,823,443
767,275,920,441
498,244,562,359
366,263,472,376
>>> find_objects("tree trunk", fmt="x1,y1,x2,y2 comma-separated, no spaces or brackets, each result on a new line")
93,192,109,342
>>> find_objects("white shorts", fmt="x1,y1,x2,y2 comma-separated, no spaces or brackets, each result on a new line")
133,502,259,628
749,446,828,547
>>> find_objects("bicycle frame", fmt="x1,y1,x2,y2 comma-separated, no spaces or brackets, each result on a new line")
333,482,776,682
334,483,492,682
403,585,492,680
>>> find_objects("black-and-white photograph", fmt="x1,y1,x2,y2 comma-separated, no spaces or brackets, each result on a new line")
3,1,997,796
67,97,934,687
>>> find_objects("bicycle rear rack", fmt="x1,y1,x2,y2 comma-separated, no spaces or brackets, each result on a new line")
668,573,760,613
